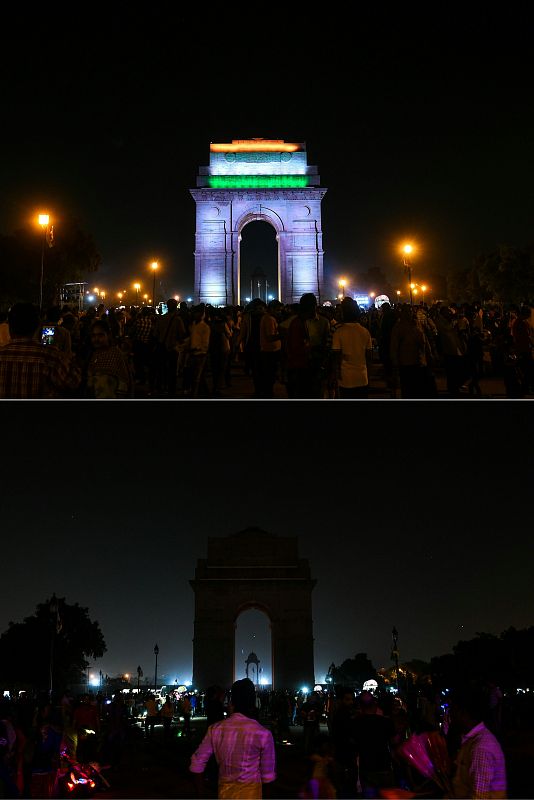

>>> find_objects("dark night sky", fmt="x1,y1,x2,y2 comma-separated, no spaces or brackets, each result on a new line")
2,7,534,300
1,8,533,690
1,401,532,686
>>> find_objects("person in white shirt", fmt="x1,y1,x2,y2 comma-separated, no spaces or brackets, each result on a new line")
185,304,211,397
331,297,373,398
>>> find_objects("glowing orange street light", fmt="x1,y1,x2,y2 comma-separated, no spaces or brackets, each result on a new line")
133,282,141,305
401,243,416,306
338,278,347,298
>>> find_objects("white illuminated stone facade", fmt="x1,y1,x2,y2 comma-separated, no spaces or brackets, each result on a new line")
191,140,327,305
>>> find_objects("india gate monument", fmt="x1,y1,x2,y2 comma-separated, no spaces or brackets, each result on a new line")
190,528,316,689
191,139,327,306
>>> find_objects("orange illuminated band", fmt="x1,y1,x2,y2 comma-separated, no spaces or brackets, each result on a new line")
211,140,303,153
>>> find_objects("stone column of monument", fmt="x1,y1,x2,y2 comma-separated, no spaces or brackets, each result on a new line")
193,200,234,306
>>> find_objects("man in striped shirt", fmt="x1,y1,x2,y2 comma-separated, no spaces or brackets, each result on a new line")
190,678,276,799
449,685,507,799
0,303,81,399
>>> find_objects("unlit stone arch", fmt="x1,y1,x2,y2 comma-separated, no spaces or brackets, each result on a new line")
190,528,316,690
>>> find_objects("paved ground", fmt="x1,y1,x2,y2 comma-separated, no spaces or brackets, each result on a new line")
92,716,312,799
134,357,529,400
88,715,534,799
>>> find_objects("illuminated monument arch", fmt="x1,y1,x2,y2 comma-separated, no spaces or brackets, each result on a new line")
190,140,327,306
190,527,316,690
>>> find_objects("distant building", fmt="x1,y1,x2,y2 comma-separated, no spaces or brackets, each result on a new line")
60,282,88,312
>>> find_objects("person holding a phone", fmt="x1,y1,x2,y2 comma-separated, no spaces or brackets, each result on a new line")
42,306,72,355
0,303,81,398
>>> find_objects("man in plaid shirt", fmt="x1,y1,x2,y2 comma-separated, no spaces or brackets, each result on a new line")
0,303,81,398
449,685,507,799
190,678,276,799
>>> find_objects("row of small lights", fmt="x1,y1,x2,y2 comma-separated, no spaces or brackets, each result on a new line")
35,214,192,306
38,213,428,306
85,287,192,305
88,672,193,687
336,242,429,302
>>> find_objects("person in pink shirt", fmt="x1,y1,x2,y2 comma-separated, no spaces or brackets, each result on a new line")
449,685,507,799
190,678,276,799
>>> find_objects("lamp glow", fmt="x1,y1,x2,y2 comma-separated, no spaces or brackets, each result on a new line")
211,140,302,153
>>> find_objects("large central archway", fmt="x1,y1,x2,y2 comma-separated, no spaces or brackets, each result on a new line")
190,528,316,690
239,219,278,303
190,139,327,306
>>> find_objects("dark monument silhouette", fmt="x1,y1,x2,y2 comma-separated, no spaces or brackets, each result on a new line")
190,527,316,690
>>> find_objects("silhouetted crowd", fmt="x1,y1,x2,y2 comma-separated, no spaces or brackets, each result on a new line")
0,294,532,398
1,677,527,798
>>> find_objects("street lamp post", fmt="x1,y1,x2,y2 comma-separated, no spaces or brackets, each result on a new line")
151,262,159,310
391,626,400,695
338,279,346,298
153,644,159,692
38,214,50,314
134,283,141,305
326,661,336,706
402,245,414,305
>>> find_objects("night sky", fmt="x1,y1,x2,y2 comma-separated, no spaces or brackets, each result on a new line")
1,401,532,687
1,9,533,691
2,7,534,300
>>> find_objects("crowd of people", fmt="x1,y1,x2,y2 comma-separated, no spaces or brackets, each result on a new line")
0,294,532,398
190,678,510,799
0,677,517,798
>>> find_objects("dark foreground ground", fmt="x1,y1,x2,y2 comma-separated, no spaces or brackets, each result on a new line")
79,716,534,800
134,355,532,400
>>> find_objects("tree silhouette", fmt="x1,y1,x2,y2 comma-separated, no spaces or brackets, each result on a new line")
0,596,106,692
0,217,101,309
332,652,377,689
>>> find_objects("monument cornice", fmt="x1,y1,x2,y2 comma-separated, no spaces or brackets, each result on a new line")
190,188,327,202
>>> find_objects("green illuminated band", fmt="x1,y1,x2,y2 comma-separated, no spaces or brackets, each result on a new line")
209,175,308,188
